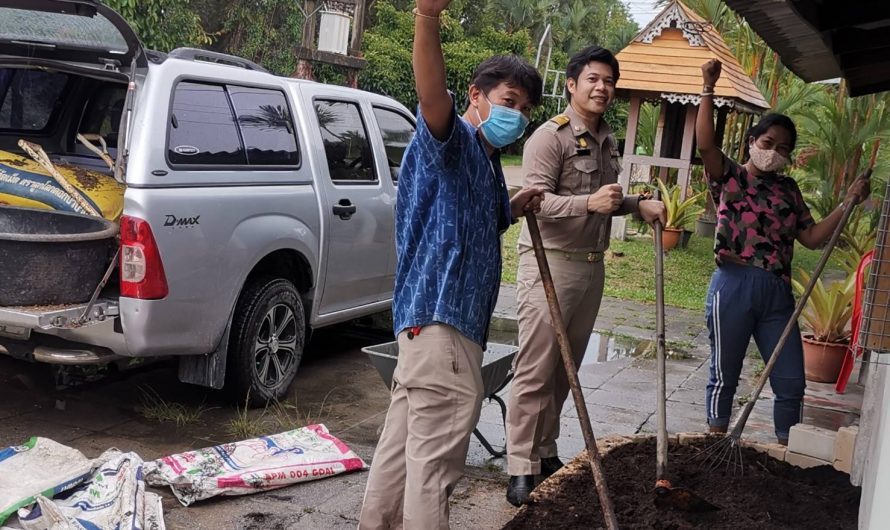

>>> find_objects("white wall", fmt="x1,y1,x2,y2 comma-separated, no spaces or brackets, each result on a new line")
857,361,889,528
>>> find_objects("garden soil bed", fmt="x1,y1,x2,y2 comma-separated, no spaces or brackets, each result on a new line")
503,436,859,530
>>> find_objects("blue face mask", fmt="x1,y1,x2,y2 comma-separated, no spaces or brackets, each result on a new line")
475,95,529,149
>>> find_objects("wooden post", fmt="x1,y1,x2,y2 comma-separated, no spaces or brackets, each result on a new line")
677,105,698,201
345,0,367,89
715,107,728,149
619,95,641,193
654,103,669,183
612,96,641,240
349,0,366,55
295,0,318,80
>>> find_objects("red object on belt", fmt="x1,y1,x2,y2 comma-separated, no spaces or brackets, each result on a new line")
408,326,422,339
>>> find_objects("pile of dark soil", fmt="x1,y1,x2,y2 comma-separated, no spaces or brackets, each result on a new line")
503,437,859,530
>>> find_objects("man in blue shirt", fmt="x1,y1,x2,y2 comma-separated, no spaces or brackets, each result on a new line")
358,0,544,527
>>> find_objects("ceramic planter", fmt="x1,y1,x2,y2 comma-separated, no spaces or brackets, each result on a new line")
695,217,716,238
802,335,848,383
662,227,683,250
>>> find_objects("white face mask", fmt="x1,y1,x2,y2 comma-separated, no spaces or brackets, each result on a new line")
749,141,790,173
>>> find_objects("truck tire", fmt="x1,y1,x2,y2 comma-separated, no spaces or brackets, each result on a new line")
227,277,305,406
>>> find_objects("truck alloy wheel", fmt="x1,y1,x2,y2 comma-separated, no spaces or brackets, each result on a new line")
254,304,299,390
228,277,305,406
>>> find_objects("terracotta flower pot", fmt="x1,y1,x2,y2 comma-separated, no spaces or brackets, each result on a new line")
802,335,848,383
661,227,683,250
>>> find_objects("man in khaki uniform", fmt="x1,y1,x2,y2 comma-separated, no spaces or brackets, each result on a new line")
505,46,666,506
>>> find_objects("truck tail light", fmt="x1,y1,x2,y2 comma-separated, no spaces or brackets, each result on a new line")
120,215,168,299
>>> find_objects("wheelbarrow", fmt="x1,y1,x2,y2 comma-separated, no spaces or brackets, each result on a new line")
363,340,517,457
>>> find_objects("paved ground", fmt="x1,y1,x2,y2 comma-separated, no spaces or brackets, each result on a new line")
0,283,863,529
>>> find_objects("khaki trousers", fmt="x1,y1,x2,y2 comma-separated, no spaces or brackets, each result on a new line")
506,250,605,476
359,324,484,530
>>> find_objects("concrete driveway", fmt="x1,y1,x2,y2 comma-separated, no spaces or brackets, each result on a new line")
0,322,514,529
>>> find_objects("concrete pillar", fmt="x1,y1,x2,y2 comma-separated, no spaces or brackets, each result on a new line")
859,361,890,528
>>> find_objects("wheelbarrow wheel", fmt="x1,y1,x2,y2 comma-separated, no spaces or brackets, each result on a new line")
227,276,306,407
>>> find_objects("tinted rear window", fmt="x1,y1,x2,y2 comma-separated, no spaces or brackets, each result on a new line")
0,68,68,131
229,86,300,166
168,82,247,165
167,81,300,168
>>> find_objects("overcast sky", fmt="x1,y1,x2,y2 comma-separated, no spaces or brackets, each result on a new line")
625,1,660,29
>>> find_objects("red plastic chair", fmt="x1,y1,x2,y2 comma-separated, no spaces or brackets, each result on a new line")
836,250,875,393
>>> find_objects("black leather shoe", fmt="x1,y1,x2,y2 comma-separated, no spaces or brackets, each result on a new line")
541,456,564,478
506,475,535,507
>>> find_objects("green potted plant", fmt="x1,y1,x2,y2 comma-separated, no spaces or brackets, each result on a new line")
791,269,855,382
654,178,705,250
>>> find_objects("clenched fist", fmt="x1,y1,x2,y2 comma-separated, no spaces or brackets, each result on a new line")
587,183,623,214
415,0,450,16
701,59,722,87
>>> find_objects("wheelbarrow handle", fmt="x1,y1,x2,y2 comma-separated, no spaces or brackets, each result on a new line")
523,211,620,530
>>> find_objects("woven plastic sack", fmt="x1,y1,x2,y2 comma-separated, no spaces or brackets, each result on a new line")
17,450,164,530
143,424,367,506
0,438,93,525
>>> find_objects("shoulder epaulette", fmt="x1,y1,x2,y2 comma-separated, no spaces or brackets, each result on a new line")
549,114,571,128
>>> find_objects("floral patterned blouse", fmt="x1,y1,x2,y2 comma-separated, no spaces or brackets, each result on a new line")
708,157,815,282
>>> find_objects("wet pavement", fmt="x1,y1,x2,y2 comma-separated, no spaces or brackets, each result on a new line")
0,324,401,529
0,285,863,529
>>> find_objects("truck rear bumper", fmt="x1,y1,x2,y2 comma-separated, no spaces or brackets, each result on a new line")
0,299,119,338
0,300,131,363
32,344,123,365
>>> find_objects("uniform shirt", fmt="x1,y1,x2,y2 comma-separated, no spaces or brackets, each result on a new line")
517,105,639,253
392,101,512,348
709,156,815,282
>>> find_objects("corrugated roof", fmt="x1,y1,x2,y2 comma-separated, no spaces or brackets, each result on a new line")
724,0,890,97
615,0,769,111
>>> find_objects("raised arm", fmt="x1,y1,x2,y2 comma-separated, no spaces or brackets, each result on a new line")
413,0,453,140
696,59,725,179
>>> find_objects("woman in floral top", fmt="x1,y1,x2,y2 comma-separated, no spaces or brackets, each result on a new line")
695,59,870,444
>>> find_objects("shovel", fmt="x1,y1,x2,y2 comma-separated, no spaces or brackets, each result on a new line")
524,211,619,530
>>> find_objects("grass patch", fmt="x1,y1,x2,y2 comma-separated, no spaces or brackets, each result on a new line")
501,221,841,310
139,387,212,427
501,222,522,284
501,154,522,166
227,394,270,440
267,391,335,430
752,358,766,379
605,236,713,309
225,391,337,440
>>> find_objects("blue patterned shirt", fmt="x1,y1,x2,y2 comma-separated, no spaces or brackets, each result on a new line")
393,104,512,347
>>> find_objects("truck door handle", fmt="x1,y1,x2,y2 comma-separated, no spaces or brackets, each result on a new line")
333,199,357,220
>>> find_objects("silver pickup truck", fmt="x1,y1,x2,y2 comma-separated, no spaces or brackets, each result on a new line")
0,0,415,403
